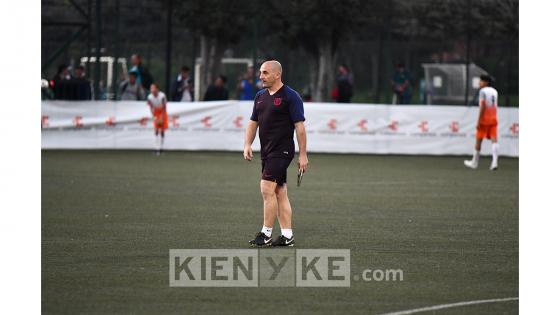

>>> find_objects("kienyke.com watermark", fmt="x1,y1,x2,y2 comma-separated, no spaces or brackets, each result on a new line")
170,249,403,287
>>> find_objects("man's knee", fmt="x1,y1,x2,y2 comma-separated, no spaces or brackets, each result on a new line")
260,181,277,199
275,184,288,198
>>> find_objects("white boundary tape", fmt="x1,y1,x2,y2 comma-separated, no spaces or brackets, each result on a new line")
379,297,519,315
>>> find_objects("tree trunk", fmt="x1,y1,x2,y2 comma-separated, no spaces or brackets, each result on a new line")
308,57,317,101
199,34,209,97
313,40,335,102
199,35,227,99
208,38,227,86
372,51,379,102
205,38,216,87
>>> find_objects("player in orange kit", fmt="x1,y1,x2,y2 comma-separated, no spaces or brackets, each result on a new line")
464,75,499,170
147,83,168,155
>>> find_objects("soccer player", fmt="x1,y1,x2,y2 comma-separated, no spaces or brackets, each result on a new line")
147,83,168,155
464,74,499,170
243,60,308,247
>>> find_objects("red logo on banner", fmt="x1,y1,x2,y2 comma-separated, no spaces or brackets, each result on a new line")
233,116,243,128
139,117,149,126
418,121,428,133
73,116,83,128
510,123,519,135
273,98,282,106
388,120,398,131
41,115,49,128
171,115,180,128
449,121,459,133
201,116,212,128
327,119,337,130
358,119,368,132
105,116,115,126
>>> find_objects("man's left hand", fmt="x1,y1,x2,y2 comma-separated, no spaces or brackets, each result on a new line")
298,154,309,173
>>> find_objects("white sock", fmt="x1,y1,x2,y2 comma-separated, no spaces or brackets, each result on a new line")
492,143,499,164
261,226,273,237
473,150,480,162
155,136,160,151
281,228,293,239
159,135,164,150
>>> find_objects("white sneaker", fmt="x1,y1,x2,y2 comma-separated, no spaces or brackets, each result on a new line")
490,161,498,171
464,160,478,169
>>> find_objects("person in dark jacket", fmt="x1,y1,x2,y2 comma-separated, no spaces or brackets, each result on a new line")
129,54,153,91
335,64,353,103
391,63,412,104
171,66,193,102
51,64,71,100
71,65,92,100
203,75,229,101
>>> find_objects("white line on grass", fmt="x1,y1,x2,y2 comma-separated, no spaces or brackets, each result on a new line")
379,297,519,315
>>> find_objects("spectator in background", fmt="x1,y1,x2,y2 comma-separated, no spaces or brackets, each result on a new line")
51,64,71,99
238,65,257,100
204,75,229,101
171,66,193,102
391,63,412,104
72,65,91,100
119,72,146,100
98,80,109,100
256,77,264,90
419,78,427,104
129,54,153,91
334,64,353,103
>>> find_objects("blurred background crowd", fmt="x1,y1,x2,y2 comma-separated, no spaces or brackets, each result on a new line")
41,0,518,106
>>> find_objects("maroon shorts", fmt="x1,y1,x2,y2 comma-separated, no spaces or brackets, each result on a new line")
261,158,293,186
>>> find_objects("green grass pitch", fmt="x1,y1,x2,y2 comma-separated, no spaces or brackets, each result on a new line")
42,150,518,314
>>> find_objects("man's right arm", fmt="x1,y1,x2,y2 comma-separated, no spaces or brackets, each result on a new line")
244,120,258,161
477,90,486,129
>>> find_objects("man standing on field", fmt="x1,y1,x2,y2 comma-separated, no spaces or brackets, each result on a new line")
464,74,499,170
243,60,308,247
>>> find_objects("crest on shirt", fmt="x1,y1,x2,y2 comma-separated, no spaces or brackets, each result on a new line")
273,97,282,106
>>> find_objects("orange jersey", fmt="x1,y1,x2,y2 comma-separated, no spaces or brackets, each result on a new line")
478,86,498,126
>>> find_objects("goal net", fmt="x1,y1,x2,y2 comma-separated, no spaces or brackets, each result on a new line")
422,63,488,105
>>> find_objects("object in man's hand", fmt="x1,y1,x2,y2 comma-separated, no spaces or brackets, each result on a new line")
297,169,304,187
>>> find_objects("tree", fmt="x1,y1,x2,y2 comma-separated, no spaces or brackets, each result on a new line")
176,0,253,96
266,0,381,101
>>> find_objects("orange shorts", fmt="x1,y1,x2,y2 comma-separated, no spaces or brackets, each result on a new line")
153,108,168,130
477,124,497,140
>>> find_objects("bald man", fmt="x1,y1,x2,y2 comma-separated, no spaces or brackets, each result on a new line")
244,60,308,247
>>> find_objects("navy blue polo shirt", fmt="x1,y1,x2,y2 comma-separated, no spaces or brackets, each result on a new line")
250,85,305,160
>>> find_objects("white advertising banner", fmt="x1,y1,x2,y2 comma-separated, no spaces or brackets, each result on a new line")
41,101,518,157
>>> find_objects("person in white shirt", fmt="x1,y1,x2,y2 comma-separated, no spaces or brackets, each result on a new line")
120,72,146,101
464,75,499,170
147,84,168,155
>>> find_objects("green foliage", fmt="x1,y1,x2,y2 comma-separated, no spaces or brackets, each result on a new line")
393,0,518,40
265,0,383,55
176,0,254,44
